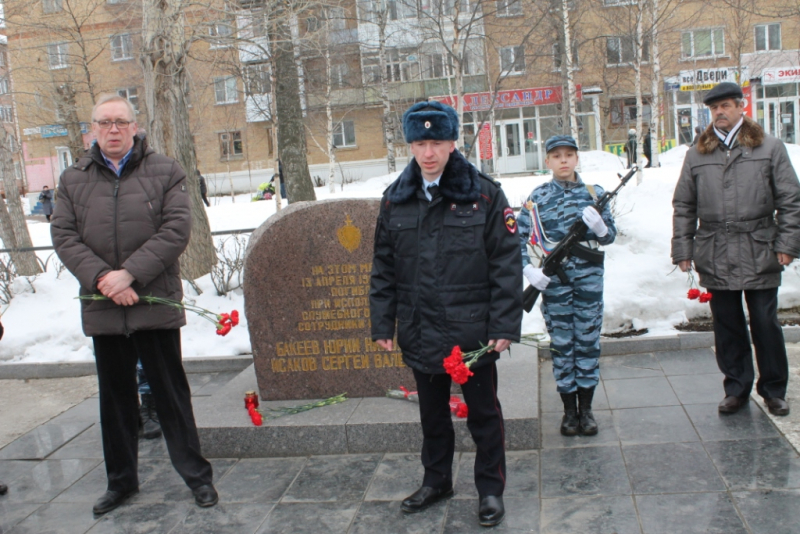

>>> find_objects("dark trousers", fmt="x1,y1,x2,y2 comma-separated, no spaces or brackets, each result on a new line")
201,193,210,207
93,329,213,493
413,363,506,497
708,288,788,400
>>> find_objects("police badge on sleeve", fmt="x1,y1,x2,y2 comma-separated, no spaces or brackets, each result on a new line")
504,207,517,234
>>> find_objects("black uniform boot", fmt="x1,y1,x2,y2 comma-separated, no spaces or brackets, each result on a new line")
560,392,580,436
577,387,598,436
139,393,162,440
0,480,8,495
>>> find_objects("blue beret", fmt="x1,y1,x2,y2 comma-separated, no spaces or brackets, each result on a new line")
545,135,579,153
402,101,459,143
703,82,743,105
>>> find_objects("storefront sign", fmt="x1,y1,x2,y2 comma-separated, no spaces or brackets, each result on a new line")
679,67,748,91
742,85,754,118
433,85,582,113
39,123,91,138
762,66,800,85
478,123,493,160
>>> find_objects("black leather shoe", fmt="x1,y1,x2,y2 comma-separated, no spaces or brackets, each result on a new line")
92,488,138,515
718,395,748,414
479,495,505,527
765,397,790,416
401,486,454,513
0,480,7,495
192,484,219,507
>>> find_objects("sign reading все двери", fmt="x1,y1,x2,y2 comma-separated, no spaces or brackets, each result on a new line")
679,67,749,91
22,123,91,138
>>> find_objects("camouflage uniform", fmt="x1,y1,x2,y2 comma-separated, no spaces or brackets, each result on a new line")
518,175,616,394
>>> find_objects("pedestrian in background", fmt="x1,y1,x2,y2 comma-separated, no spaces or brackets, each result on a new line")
197,170,210,207
39,185,53,222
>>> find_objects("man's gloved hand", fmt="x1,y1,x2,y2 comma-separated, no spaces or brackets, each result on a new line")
582,206,608,237
523,264,550,292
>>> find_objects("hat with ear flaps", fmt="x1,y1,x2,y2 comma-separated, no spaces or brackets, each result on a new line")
402,100,459,143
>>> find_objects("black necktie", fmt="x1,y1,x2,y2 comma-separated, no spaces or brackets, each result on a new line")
427,185,439,200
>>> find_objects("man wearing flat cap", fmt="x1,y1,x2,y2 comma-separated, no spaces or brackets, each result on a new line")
370,100,522,527
672,81,800,416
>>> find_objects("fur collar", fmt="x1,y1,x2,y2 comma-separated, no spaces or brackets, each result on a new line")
696,115,764,155
387,150,481,203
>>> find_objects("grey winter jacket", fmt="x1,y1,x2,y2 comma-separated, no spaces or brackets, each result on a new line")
672,117,800,290
51,136,191,336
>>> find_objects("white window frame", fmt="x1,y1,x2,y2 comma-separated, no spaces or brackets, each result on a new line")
43,0,63,14
606,36,649,66
219,131,243,160
553,40,579,70
0,50,6,67
495,0,522,17
214,76,238,104
47,43,69,70
209,21,235,48
603,0,632,5
332,120,356,148
0,78,9,95
387,0,416,20
0,105,13,122
331,63,349,88
110,34,133,61
57,147,73,173
325,7,346,31
117,87,139,113
500,45,525,75
681,28,725,59
755,23,781,52
244,62,271,95
610,97,652,125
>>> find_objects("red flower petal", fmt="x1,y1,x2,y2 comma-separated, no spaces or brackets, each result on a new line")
687,288,701,300
699,292,713,303
456,403,468,418
231,310,240,326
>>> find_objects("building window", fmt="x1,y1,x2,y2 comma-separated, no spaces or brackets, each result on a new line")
331,63,349,88
496,0,522,17
606,36,650,65
0,78,9,95
43,0,63,13
219,131,243,159
500,46,525,75
553,40,579,69
422,52,453,79
610,97,651,125
325,7,346,31
210,22,234,48
755,23,780,52
57,147,72,173
110,34,133,61
214,76,238,104
387,0,416,20
117,87,139,112
603,0,631,5
681,28,724,58
0,51,6,67
47,43,69,69
332,120,356,148
0,106,13,122
107,0,128,3
244,63,271,95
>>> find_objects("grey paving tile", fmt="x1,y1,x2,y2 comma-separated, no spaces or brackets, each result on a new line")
540,374,609,413
654,348,720,375
604,377,679,409
623,442,724,494
668,373,725,405
52,463,108,504
0,502,40,533
612,406,699,445
6,502,100,534
3,458,102,504
0,460,41,485
136,435,170,458
187,373,216,395
453,452,477,499
503,451,539,498
541,495,640,534
364,453,424,501
135,458,236,503
0,421,94,460
599,353,662,380
540,445,631,498
636,492,747,534
442,497,539,533
215,457,306,503
733,489,800,534
350,499,447,534
86,502,191,534
48,399,100,427
48,425,104,460
705,438,800,490
169,503,273,534
191,371,241,397
255,502,359,534
684,402,780,441
282,454,381,503
541,411,619,448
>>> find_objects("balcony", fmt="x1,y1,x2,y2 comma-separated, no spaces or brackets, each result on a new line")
246,94,272,122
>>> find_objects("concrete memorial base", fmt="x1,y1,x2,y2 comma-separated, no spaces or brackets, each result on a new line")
193,344,539,457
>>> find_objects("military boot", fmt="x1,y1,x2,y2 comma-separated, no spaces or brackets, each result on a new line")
139,393,162,440
559,392,580,436
577,387,598,436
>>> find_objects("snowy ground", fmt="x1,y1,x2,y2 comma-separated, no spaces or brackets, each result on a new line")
3,143,800,363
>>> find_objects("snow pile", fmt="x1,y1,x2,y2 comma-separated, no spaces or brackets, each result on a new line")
3,144,800,363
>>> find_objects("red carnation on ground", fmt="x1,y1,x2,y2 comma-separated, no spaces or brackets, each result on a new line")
230,310,240,326
216,323,232,336
698,292,712,303
687,288,701,300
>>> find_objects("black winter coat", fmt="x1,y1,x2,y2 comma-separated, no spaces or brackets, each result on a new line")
370,150,522,374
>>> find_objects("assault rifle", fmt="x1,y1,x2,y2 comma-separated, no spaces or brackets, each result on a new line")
522,165,638,313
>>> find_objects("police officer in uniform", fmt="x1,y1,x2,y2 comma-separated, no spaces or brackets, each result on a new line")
370,101,522,527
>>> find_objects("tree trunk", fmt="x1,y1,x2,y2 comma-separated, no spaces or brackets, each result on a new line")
561,0,579,142
634,1,644,184
325,45,336,193
55,84,86,163
649,0,661,168
273,9,316,203
269,59,282,211
377,13,395,173
0,132,40,275
140,0,216,281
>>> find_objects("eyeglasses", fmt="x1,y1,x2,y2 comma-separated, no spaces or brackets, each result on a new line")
93,119,132,129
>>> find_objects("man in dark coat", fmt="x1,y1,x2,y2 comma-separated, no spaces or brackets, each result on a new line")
672,82,800,417
51,94,218,515
39,185,54,222
623,129,637,168
370,100,522,527
643,129,652,168
197,170,210,207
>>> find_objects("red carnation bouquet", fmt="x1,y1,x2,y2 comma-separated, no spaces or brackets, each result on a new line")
78,295,240,336
445,334,546,385
685,269,712,303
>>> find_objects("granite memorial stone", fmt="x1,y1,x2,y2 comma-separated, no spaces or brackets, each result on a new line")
244,198,412,400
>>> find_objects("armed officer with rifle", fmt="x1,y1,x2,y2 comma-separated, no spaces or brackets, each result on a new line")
518,135,627,437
